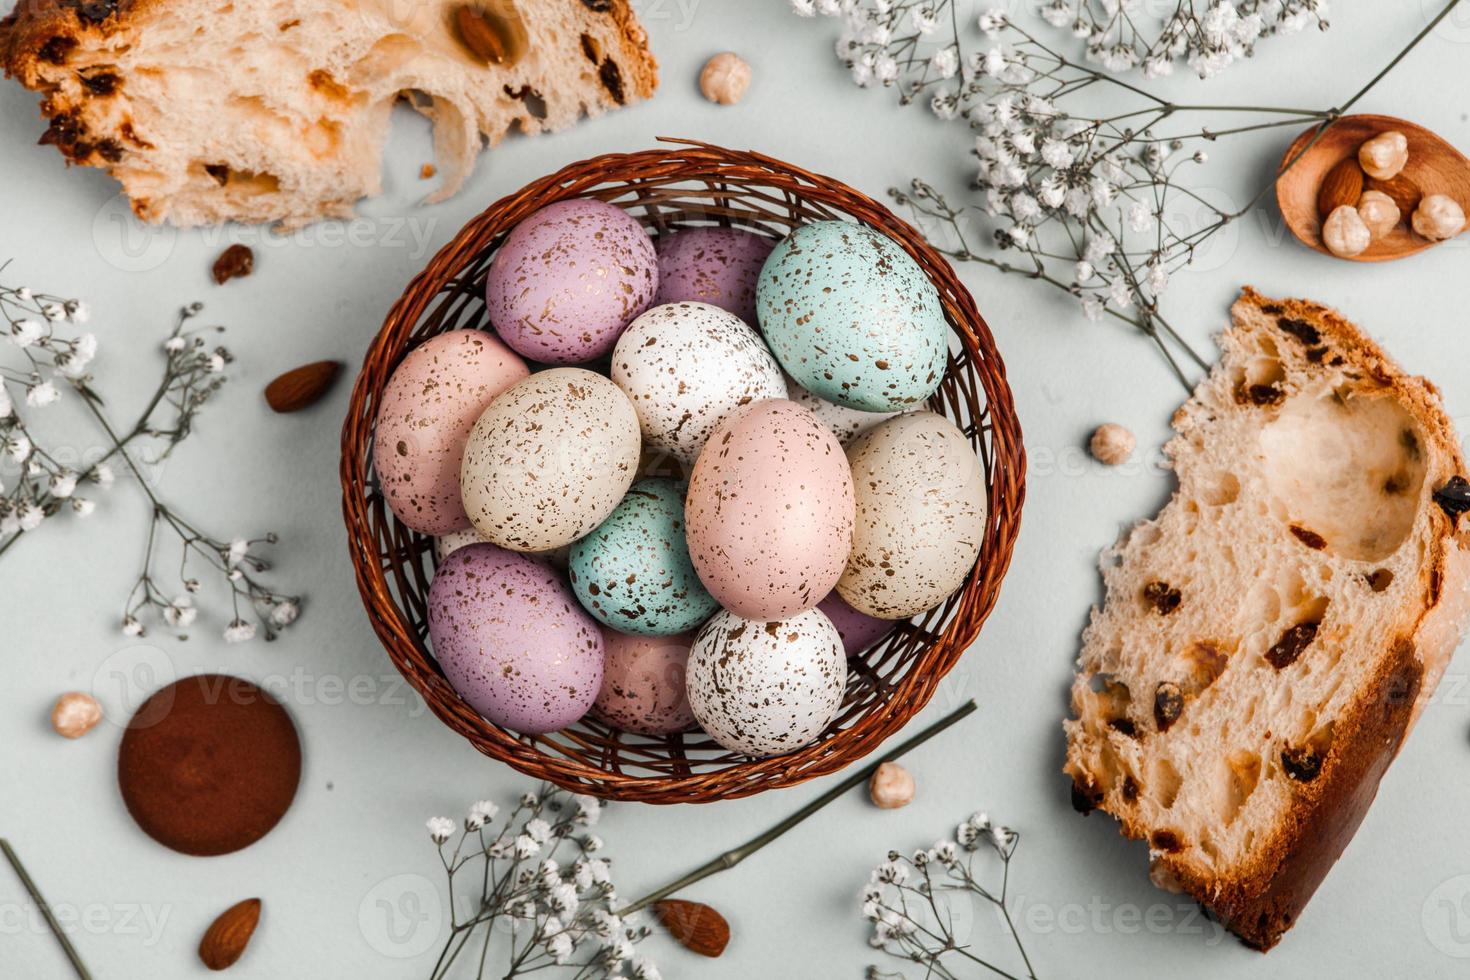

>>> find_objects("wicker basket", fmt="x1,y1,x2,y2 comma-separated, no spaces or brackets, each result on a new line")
340,140,1025,803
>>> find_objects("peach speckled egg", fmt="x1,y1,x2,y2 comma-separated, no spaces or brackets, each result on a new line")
817,590,898,657
484,199,658,364
838,412,986,619
372,330,529,535
685,399,854,620
460,369,641,552
428,543,603,734
685,607,846,757
654,227,774,325
591,627,698,735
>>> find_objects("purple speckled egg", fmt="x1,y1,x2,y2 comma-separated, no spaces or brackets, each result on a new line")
372,330,529,535
428,543,604,734
654,227,774,325
485,199,658,364
591,627,698,735
818,590,898,658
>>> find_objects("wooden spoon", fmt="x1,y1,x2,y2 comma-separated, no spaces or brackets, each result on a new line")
1277,113,1470,262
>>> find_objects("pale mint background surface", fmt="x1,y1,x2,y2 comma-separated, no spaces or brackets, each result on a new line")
3,2,1470,977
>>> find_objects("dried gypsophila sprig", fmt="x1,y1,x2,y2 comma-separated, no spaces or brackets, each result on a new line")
0,269,301,642
425,785,659,980
862,810,1034,980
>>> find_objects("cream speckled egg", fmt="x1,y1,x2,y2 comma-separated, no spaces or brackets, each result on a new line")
838,412,986,619
372,330,529,535
460,368,641,552
685,608,846,757
592,627,698,735
785,375,897,447
612,302,786,464
685,399,854,620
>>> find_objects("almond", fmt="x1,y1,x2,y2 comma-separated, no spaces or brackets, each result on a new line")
199,898,261,971
453,2,527,67
651,899,730,958
1366,173,1423,218
1315,157,1363,220
264,360,342,413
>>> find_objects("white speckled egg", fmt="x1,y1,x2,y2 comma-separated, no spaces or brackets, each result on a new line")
685,608,846,757
372,329,529,535
611,302,786,464
838,412,987,619
592,627,698,735
460,368,641,552
757,221,948,412
785,375,897,448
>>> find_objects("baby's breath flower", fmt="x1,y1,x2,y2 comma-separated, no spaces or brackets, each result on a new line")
26,381,59,407
121,615,145,637
223,619,257,643
426,816,455,844
71,498,95,518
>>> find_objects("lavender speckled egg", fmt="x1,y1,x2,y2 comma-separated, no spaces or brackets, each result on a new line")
485,199,658,364
654,227,774,325
611,302,786,464
428,543,603,734
569,478,719,636
685,608,846,758
838,412,987,619
460,368,641,552
592,627,697,735
685,399,854,620
818,590,898,658
786,375,897,448
757,221,948,412
372,329,529,535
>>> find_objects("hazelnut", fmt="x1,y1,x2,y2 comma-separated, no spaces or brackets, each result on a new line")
699,52,751,106
869,761,915,809
51,691,103,738
1356,189,1400,238
1358,130,1409,181
1089,423,1135,466
1411,194,1466,242
1322,204,1371,257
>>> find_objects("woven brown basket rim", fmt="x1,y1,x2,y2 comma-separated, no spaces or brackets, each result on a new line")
340,138,1026,803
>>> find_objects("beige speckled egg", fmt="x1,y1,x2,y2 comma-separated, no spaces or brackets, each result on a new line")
785,375,897,448
837,412,986,619
612,302,786,464
685,399,854,620
685,608,846,758
460,368,641,552
372,330,529,535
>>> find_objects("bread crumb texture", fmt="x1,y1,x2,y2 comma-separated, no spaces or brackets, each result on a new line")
0,0,657,227
1064,287,1470,951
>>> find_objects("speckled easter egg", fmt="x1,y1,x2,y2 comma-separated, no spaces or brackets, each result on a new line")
786,375,897,448
757,221,948,412
460,368,641,552
818,590,898,658
685,399,854,620
569,478,719,636
427,543,603,734
485,199,658,364
592,627,697,735
372,330,529,535
654,227,775,325
685,608,846,758
434,528,569,570
838,412,987,619
611,302,786,464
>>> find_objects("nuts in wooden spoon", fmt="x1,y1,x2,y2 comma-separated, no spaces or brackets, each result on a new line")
1411,194,1467,242
1315,157,1363,218
1323,204,1371,257
51,692,102,738
1365,173,1422,218
264,360,342,413
199,898,261,970
1358,130,1408,181
453,1,528,67
651,899,730,957
1356,190,1400,238
869,761,915,808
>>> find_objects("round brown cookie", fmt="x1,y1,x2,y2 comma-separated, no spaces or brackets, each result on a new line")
118,674,301,856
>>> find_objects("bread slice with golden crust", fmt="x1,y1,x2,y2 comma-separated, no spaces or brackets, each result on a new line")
0,0,656,227
1064,287,1470,951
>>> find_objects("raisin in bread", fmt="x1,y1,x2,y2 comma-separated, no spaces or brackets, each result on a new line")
1064,287,1470,951
0,0,656,227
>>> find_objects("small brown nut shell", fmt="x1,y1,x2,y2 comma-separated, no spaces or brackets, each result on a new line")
51,691,103,738
699,52,751,106
1089,423,1135,466
1357,131,1408,181
1411,194,1467,242
869,761,915,809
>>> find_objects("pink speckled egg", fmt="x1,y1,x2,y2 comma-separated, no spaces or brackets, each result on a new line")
485,199,658,364
428,543,603,734
591,627,698,735
818,590,898,658
654,227,774,325
685,399,854,620
372,329,529,535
